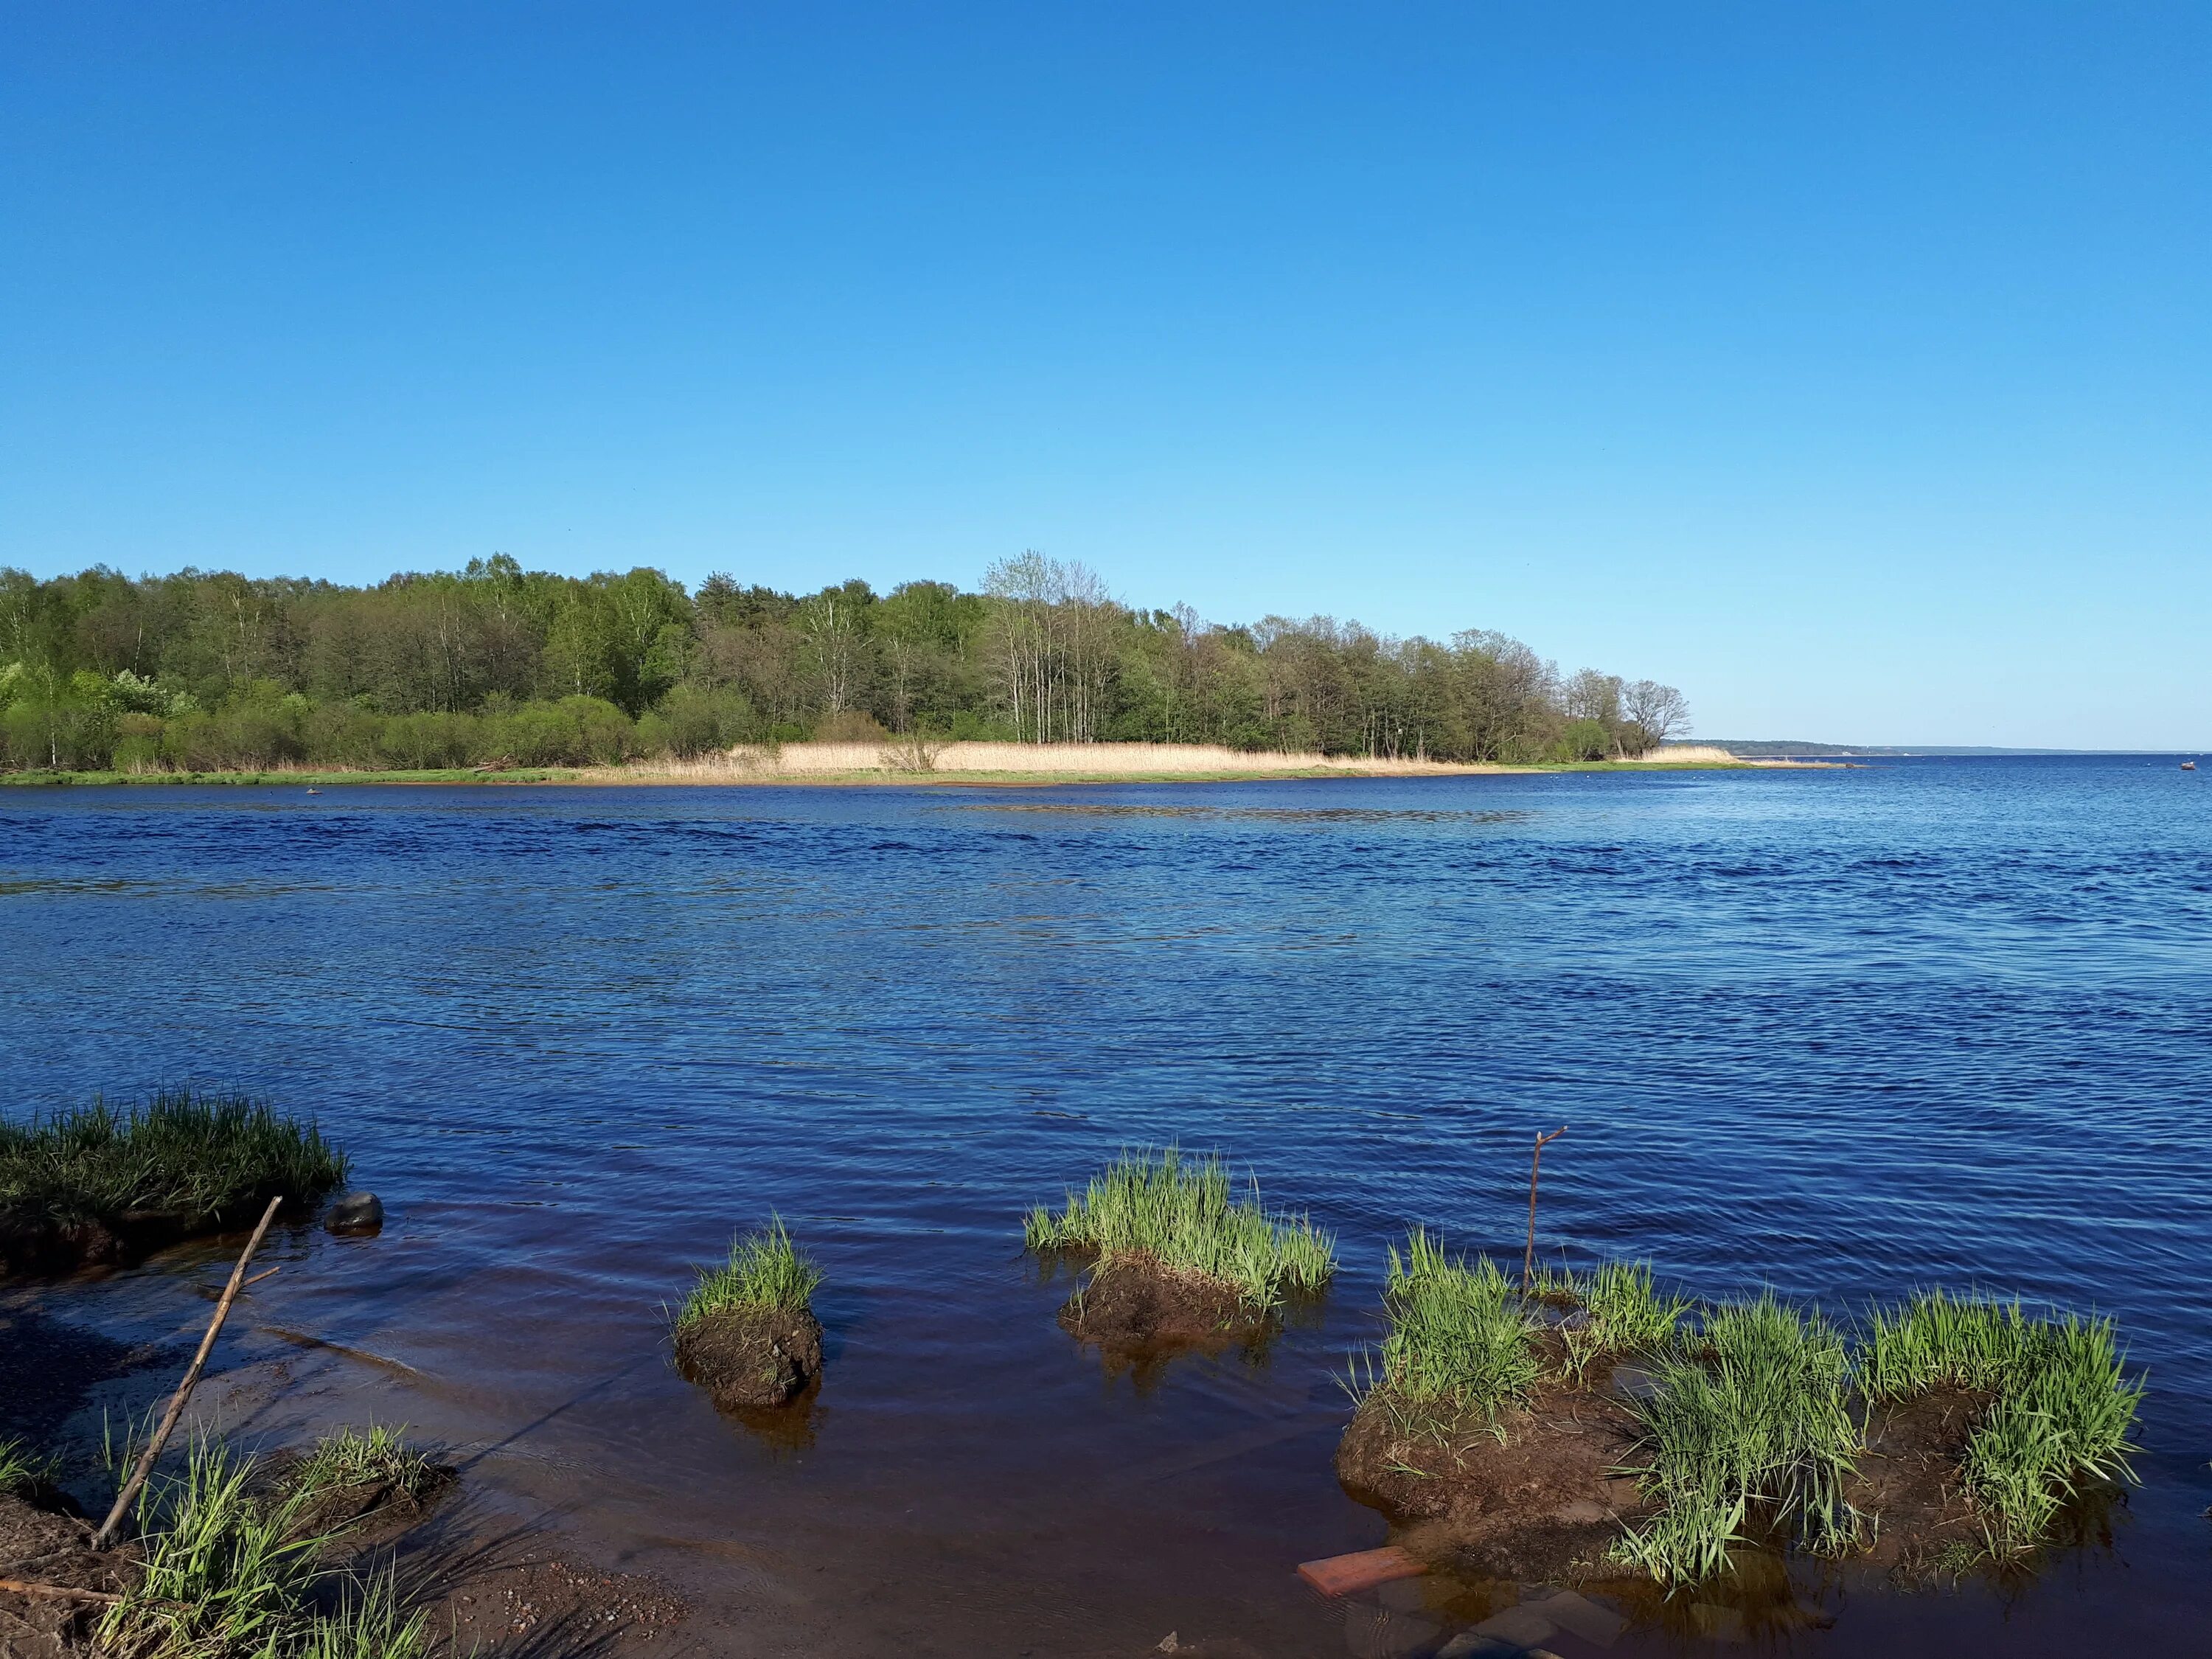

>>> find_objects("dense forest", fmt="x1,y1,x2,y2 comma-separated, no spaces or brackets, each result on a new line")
0,554,1687,772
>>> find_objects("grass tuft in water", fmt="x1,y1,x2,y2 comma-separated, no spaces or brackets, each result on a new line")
1023,1146,1335,1307
1867,1289,2141,1555
676,1215,823,1329
288,1424,437,1506
0,1088,347,1232
1613,1293,1865,1586
1365,1229,1540,1426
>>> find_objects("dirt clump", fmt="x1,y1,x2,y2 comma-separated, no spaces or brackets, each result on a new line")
1054,1252,1269,1357
0,1211,192,1281
1335,1381,1649,1584
258,1453,459,1553
675,1306,824,1409
0,1492,142,1659
1848,1388,1989,1573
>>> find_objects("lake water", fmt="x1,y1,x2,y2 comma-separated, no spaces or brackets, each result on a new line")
4,757,2210,1656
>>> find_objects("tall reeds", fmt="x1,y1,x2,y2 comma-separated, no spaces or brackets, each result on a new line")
1023,1147,1336,1307
631,740,1491,779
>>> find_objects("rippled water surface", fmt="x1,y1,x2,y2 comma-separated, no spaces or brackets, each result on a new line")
4,759,2211,1655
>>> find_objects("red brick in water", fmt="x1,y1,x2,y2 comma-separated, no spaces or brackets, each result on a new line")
1295,1546,1424,1596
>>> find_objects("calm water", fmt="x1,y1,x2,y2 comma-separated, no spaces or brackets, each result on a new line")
4,758,2211,1656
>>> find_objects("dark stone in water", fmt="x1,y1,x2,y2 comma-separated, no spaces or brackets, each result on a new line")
326,1192,384,1235
674,1307,824,1409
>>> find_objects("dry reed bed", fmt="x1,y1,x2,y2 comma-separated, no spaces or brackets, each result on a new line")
626,740,1510,780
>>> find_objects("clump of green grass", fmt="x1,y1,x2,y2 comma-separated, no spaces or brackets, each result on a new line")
1022,1146,1335,1307
292,1573,429,1659
288,1425,436,1504
0,1088,347,1232
1366,1229,1541,1427
1867,1290,2140,1555
1614,1293,1865,1586
676,1215,823,1329
101,1436,322,1658
1526,1259,1585,1306
0,1433,58,1497
1561,1260,1691,1382
1863,1288,2042,1397
97,1433,425,1659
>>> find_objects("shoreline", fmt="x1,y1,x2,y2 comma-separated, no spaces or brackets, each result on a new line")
0,757,1825,790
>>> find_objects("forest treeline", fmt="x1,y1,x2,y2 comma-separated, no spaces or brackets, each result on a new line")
0,554,1687,773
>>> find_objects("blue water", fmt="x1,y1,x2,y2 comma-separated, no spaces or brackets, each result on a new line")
4,757,2210,1655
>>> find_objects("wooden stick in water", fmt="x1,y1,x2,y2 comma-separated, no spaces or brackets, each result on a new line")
91,1194,285,1549
1523,1126,1568,1289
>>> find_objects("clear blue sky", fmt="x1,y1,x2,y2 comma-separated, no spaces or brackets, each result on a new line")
3,4,2205,747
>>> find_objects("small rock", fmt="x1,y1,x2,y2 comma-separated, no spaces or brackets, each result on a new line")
1552,1499,1607,1524
1523,1590,1625,1648
1470,1606,1557,1647
326,1192,384,1235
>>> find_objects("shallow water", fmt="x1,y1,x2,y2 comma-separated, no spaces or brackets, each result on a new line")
4,758,2211,1655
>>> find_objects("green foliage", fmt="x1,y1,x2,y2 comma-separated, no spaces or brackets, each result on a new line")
1,557,1684,771
1863,1288,2043,1398
290,1573,429,1659
1557,717,1615,762
1613,1294,1864,1586
0,1088,346,1231
97,1434,427,1659
0,1434,57,1496
1023,1146,1335,1307
1562,1259,1692,1382
286,1425,434,1506
677,1215,824,1329
1868,1290,2140,1555
1368,1229,1540,1424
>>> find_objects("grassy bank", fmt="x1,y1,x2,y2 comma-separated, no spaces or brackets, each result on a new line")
0,1090,346,1276
0,1425,445,1659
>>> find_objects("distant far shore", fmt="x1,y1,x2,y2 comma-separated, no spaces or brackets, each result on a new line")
1,739,1828,788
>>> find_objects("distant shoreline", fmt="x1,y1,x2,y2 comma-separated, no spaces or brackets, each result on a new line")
0,739,1821,790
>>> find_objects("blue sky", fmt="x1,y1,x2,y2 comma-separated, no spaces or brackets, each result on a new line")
2,4,2205,746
